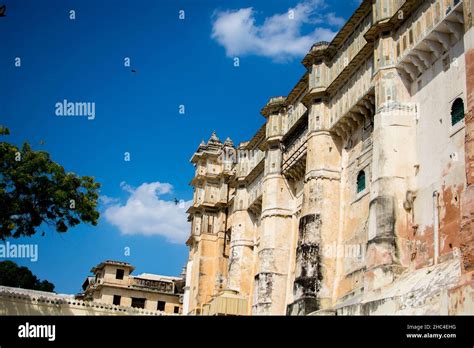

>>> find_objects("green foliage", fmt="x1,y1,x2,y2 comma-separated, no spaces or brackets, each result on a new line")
0,126,10,136
0,126,100,240
0,260,55,292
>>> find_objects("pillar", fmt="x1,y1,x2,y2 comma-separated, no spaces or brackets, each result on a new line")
287,96,342,315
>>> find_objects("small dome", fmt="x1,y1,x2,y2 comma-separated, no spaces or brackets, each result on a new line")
208,131,221,144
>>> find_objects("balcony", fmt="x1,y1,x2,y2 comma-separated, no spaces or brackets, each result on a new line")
282,141,307,181
396,0,464,82
331,91,375,142
286,103,308,133
202,187,227,206
247,180,263,215
235,150,265,179
330,59,374,127
373,0,404,23
247,150,265,176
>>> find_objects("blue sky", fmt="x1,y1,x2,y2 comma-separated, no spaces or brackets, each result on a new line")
0,0,359,294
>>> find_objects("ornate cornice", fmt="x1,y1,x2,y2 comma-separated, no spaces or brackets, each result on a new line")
261,96,287,118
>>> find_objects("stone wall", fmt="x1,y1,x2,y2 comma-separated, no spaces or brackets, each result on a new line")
0,286,168,316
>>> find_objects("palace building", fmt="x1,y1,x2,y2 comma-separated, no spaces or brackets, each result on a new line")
183,0,474,315
81,260,184,314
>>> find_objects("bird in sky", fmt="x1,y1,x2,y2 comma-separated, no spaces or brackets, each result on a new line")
174,198,179,205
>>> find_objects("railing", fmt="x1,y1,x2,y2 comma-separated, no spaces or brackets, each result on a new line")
283,127,308,164
130,278,174,294
282,141,308,174
248,178,263,207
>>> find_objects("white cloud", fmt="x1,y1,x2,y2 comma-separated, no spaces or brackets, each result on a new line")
103,182,192,244
99,195,120,206
325,12,346,27
211,0,344,61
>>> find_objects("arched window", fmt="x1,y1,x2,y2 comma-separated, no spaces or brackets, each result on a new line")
357,171,366,194
451,98,465,126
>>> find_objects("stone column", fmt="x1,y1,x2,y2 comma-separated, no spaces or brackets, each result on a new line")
365,67,416,291
253,144,293,315
226,184,255,300
254,98,293,315
287,96,341,315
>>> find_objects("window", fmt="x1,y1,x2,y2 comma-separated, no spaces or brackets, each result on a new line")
115,269,124,280
357,171,366,194
174,306,180,314
131,297,146,309
157,301,166,311
226,229,231,245
314,65,321,84
206,214,215,234
113,295,121,306
451,98,465,126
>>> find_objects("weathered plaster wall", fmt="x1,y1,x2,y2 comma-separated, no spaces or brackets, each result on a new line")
334,122,372,304
410,39,467,269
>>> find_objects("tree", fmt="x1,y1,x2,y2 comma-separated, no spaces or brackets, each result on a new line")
0,260,55,292
0,126,100,240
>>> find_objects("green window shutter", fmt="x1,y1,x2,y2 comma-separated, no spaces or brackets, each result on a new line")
451,98,465,126
357,171,366,194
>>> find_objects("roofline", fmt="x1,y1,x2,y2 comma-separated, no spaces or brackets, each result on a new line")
302,0,372,68
91,260,135,274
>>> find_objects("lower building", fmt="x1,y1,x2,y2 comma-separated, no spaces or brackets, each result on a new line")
0,285,166,316
81,260,184,315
